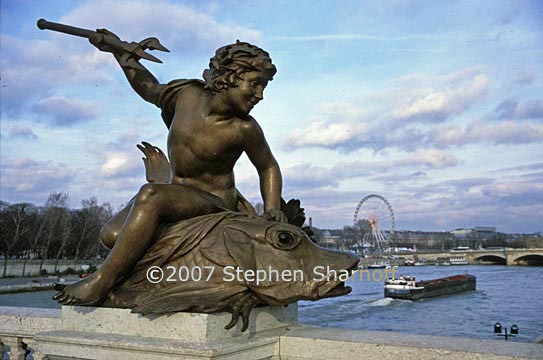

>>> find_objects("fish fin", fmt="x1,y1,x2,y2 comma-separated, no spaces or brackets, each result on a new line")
224,232,256,273
200,239,235,267
137,141,170,183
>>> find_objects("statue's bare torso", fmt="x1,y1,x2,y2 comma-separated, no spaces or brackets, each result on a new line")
168,85,263,210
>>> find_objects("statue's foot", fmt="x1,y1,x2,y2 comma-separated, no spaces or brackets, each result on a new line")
52,274,112,306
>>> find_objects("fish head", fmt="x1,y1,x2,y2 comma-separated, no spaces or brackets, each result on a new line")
217,216,359,305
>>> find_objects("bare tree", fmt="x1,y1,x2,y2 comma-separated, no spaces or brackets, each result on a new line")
74,197,95,259
39,192,69,274
72,197,114,259
53,208,73,273
1,203,32,277
343,219,370,253
21,205,47,276
73,201,112,260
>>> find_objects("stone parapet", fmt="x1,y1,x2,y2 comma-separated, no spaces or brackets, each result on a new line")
0,306,61,338
0,306,60,360
1,305,542,359
280,326,543,360
60,304,297,341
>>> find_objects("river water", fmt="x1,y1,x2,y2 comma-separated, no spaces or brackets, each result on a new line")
299,265,543,342
1,265,541,343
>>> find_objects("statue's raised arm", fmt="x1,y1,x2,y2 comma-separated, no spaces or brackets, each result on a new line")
37,19,169,107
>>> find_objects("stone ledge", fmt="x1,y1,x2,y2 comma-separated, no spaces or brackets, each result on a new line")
61,304,297,341
280,326,543,359
36,329,283,360
2,306,542,360
0,306,61,337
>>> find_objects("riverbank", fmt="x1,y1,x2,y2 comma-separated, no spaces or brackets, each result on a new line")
0,259,100,277
0,276,79,295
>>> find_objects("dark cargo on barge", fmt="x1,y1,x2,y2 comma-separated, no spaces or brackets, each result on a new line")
384,274,476,300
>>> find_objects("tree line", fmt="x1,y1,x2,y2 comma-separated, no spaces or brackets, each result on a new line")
0,192,113,277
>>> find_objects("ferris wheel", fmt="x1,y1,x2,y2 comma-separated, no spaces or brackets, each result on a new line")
353,194,395,251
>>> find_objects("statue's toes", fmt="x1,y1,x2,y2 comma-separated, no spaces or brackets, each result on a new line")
57,293,71,304
53,282,66,291
52,291,65,301
65,296,78,305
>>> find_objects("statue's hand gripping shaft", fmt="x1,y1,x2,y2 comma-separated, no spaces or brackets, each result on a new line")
37,18,170,67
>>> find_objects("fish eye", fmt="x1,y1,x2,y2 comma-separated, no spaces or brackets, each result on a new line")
274,231,299,250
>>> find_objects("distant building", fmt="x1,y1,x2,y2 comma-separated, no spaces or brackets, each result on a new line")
320,230,343,249
473,226,497,240
393,230,455,250
313,224,539,253
451,228,472,238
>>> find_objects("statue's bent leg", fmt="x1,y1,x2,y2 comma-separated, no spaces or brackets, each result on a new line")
100,198,134,249
53,183,227,305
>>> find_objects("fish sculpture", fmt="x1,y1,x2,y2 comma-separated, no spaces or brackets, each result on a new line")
102,211,359,331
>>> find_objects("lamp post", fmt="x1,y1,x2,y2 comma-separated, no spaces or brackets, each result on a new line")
494,322,519,341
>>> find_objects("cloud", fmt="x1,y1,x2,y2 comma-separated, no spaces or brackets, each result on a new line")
390,74,488,122
80,129,149,179
4,125,38,139
510,71,537,87
99,152,141,178
370,171,428,184
283,69,491,152
281,149,457,191
0,158,75,203
60,0,262,54
284,106,543,153
0,34,113,117
283,118,370,151
489,163,543,174
495,98,543,120
398,149,457,168
31,96,100,126
481,181,543,202
430,120,543,147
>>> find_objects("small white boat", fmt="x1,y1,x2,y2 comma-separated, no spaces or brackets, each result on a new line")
368,263,387,269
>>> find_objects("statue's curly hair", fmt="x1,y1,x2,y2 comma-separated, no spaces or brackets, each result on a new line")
203,40,277,93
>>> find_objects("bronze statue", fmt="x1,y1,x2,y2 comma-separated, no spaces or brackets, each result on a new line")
38,19,358,330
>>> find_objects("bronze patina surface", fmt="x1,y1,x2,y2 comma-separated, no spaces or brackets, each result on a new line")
38,19,359,330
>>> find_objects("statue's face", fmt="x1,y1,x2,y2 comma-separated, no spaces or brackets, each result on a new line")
226,71,268,115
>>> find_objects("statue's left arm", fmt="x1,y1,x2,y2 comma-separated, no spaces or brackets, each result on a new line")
244,120,285,222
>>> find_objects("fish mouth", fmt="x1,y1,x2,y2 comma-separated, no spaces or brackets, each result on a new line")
317,281,352,298
315,260,358,299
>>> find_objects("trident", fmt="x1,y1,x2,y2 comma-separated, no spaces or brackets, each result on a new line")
37,18,170,69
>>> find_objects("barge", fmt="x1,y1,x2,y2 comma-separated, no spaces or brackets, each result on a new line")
384,274,476,300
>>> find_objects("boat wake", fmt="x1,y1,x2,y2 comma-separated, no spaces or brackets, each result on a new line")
368,297,396,307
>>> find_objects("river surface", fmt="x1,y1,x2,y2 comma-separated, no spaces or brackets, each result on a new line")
299,265,543,342
1,265,541,342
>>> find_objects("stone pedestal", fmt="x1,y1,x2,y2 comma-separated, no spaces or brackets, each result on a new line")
35,305,297,359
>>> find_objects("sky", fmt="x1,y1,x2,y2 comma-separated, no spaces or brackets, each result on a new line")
1,0,542,233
